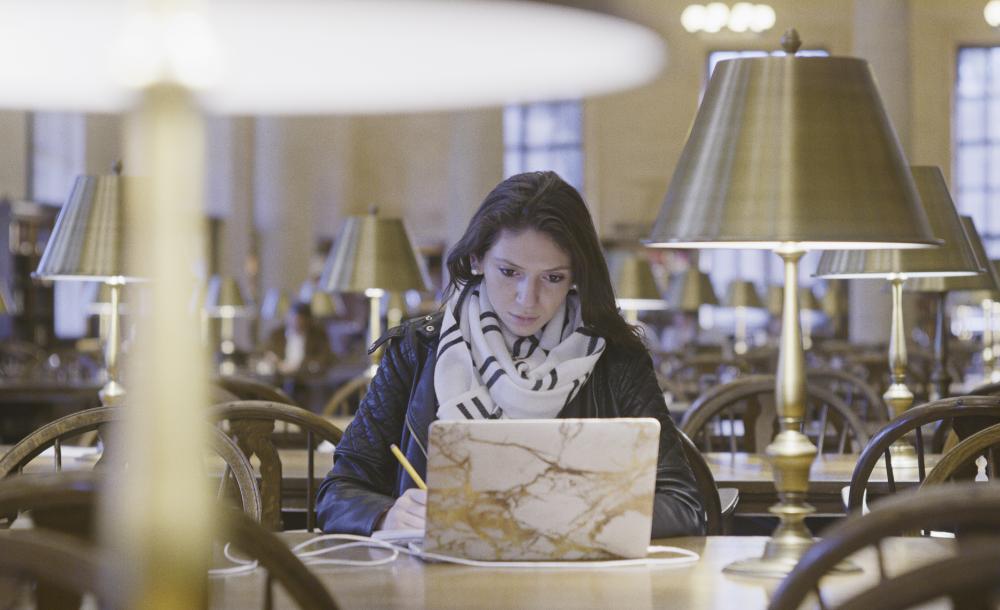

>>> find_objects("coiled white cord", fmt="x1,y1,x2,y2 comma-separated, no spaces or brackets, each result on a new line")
208,531,700,576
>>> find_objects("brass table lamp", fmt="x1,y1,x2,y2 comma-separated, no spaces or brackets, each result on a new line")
204,275,252,376
816,167,979,461
907,219,1000,390
260,289,291,322
644,31,937,577
607,250,667,323
664,266,719,348
724,280,764,355
34,167,142,407
319,209,430,372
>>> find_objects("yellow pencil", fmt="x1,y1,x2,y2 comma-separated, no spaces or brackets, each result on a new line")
390,443,427,491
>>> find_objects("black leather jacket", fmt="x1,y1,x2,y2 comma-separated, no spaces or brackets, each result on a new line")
316,313,706,538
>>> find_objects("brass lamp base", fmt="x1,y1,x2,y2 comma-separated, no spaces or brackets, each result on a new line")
724,504,861,578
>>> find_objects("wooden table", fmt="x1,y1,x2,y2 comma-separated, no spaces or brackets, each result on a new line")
706,452,939,516
248,449,939,519
208,534,955,610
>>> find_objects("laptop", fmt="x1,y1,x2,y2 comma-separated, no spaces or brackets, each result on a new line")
422,417,661,561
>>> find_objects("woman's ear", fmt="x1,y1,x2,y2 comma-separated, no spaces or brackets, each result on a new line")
469,254,482,275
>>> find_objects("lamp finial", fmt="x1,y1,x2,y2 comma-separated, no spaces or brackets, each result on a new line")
781,28,801,55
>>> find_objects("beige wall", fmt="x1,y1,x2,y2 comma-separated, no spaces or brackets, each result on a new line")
4,1,1000,299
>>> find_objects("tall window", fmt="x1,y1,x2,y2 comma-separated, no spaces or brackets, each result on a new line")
503,101,583,192
955,47,1000,257
699,50,828,295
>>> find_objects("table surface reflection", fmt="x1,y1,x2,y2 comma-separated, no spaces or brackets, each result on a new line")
208,534,954,610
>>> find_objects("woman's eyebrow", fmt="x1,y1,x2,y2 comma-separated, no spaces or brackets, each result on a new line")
494,257,570,272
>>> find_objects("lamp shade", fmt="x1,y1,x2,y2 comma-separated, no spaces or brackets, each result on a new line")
665,268,719,312
260,289,291,320
0,0,665,115
607,250,666,310
204,275,251,317
644,37,937,251
34,172,141,282
814,167,979,279
319,210,430,294
724,280,764,309
906,217,1000,295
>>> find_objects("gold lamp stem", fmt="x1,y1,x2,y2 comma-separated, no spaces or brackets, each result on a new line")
99,281,126,406
724,248,844,577
623,308,639,324
219,314,236,376
983,299,995,380
929,291,950,401
368,289,384,373
734,306,748,355
884,277,914,418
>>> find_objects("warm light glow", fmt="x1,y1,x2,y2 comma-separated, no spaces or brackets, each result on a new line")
680,3,776,34
114,9,222,89
986,0,1000,27
644,240,938,250
0,0,666,114
616,298,669,311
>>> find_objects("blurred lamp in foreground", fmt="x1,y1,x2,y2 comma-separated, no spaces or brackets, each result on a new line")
607,250,666,323
724,280,763,355
34,166,142,406
644,31,937,577
319,209,430,371
204,275,252,376
986,0,1000,27
907,217,1000,389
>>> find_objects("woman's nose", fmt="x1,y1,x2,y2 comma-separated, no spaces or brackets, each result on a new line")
516,278,538,306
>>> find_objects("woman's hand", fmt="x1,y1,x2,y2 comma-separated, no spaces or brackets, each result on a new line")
377,489,426,530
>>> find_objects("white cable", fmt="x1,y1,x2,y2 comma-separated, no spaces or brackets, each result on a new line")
292,533,401,567
208,542,260,577
209,533,701,575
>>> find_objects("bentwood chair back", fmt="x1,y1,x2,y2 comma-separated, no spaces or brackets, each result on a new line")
209,401,344,531
321,372,373,417
213,375,298,405
677,431,738,534
0,528,126,609
846,396,1000,512
0,406,262,523
0,472,339,610
920,421,1000,488
770,484,1000,610
680,375,869,455
805,367,890,425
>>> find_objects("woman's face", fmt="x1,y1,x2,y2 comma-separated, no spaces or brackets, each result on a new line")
472,228,573,337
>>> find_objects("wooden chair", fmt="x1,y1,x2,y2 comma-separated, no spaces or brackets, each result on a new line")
208,401,344,531
680,375,869,455
321,372,373,417
806,367,890,425
677,431,738,535
770,484,1000,610
0,528,126,609
920,422,1000,487
0,472,339,610
213,375,298,405
0,406,262,523
846,396,1000,513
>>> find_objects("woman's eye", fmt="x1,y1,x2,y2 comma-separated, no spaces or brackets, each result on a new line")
546,274,566,283
498,267,516,278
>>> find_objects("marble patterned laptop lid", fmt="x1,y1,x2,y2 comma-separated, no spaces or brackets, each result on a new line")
423,417,660,561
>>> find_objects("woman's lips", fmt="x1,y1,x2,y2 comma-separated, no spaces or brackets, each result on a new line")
510,313,538,325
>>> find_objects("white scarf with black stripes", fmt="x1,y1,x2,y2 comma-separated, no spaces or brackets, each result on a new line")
434,280,605,420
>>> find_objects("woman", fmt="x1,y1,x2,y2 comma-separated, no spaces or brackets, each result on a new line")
316,171,705,538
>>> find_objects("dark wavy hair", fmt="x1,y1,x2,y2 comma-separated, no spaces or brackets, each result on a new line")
444,171,644,353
